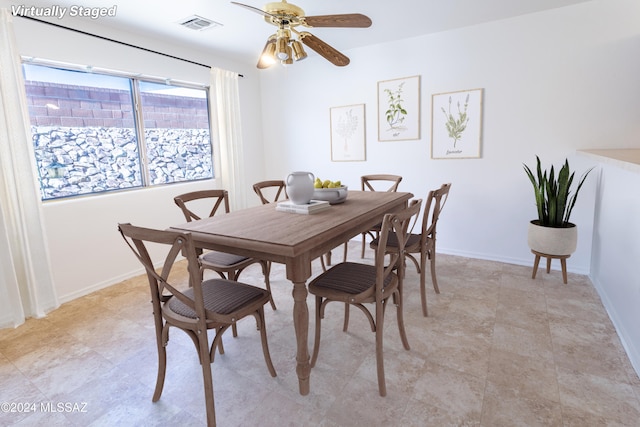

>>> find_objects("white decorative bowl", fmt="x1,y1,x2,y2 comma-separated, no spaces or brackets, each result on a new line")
312,186,348,204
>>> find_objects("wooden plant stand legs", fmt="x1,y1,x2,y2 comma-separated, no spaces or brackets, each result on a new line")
531,250,569,284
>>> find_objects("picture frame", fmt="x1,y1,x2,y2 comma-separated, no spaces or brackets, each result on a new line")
377,75,420,141
330,103,366,161
431,88,484,159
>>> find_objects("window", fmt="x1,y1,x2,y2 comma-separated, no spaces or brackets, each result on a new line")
23,63,214,200
139,81,213,186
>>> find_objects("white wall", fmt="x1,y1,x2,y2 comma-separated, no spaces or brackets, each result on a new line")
257,0,640,376
587,157,640,376
9,17,266,301
6,2,640,375
258,0,640,275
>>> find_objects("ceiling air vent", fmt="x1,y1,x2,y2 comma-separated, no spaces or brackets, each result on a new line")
178,15,222,31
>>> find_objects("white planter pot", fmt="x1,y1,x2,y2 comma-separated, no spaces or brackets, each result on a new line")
527,220,577,256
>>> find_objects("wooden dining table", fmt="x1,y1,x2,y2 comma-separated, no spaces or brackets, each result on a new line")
170,190,413,395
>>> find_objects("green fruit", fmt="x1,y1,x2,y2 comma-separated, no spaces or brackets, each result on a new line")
314,178,323,188
322,180,331,188
334,180,341,187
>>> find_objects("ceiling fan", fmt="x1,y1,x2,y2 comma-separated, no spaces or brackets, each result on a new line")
231,0,372,69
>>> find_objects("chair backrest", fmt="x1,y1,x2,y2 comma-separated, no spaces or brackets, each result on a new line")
375,199,423,291
253,180,288,204
421,183,451,242
361,174,403,192
174,189,230,222
118,223,205,323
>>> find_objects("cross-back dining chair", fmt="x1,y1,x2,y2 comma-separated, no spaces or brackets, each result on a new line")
358,174,403,259
253,180,288,204
371,182,451,316
174,189,277,311
118,223,277,427
308,199,422,396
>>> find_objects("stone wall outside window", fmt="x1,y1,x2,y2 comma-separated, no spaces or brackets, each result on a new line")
25,82,213,200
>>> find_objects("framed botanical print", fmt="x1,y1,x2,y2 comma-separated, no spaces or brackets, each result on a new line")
377,75,420,141
330,103,366,161
431,88,483,159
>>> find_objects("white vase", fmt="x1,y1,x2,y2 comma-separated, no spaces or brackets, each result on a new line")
286,171,315,205
527,220,577,256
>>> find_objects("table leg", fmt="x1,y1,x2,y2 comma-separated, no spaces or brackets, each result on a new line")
292,279,310,395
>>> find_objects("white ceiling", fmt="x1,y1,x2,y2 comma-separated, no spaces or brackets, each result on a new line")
5,0,592,67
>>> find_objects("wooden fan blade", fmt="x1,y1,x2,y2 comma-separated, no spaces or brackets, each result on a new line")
231,1,279,19
303,13,372,28
300,32,350,66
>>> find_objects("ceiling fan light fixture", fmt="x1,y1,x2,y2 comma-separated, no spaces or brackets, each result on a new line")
291,39,307,61
283,45,294,64
258,38,277,68
275,38,289,60
265,40,277,55
275,28,291,60
256,34,278,69
232,1,370,69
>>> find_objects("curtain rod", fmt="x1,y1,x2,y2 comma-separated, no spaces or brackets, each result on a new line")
16,15,244,77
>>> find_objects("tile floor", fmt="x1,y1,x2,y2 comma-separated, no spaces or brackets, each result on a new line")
1,242,639,426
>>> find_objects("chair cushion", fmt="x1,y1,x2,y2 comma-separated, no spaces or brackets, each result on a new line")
310,262,394,295
201,250,250,267
167,279,266,318
370,233,420,251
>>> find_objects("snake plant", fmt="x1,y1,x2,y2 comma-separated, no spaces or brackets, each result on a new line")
523,156,593,228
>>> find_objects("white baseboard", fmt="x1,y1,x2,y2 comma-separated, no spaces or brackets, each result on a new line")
57,267,146,304
436,247,590,276
589,275,640,380
0,314,19,329
351,236,590,275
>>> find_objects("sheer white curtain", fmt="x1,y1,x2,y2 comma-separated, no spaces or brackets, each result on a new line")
0,9,58,328
209,67,246,211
